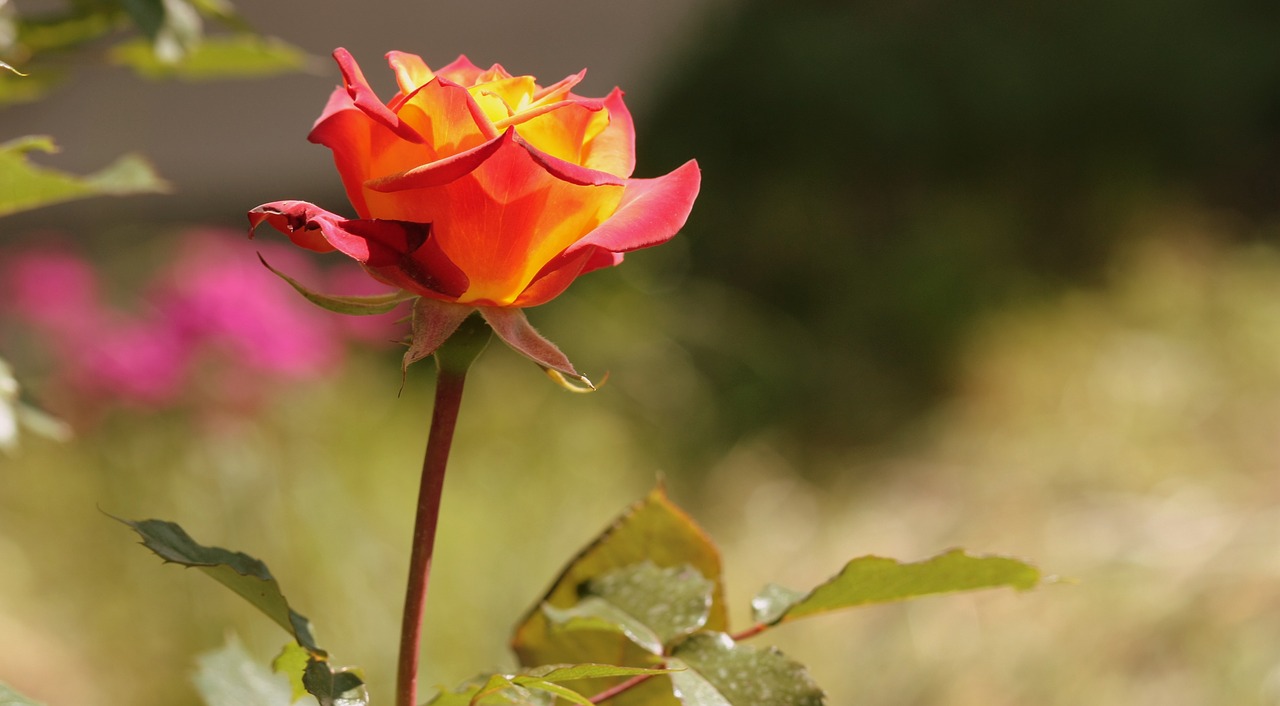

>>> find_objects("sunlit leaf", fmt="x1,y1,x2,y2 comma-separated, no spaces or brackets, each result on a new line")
15,10,116,53
111,34,312,79
667,633,824,706
752,549,1043,626
272,642,311,702
543,562,713,655
0,682,47,706
511,486,725,706
522,664,674,683
192,635,294,706
0,70,57,104
0,135,169,217
258,254,415,315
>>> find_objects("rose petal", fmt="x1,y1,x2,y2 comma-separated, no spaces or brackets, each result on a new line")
387,51,434,95
434,55,487,85
564,159,701,257
248,201,469,299
360,130,625,305
310,70,434,219
581,87,636,178
330,48,421,143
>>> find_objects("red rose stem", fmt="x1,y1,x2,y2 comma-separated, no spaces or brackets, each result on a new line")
396,317,489,706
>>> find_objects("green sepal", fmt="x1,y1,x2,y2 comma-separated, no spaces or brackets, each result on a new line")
258,254,415,315
751,548,1043,626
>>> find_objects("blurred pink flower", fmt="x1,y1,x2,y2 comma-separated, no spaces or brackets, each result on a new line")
152,230,346,379
2,228,388,421
2,245,101,344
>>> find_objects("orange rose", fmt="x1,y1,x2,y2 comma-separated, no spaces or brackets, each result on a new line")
250,48,699,382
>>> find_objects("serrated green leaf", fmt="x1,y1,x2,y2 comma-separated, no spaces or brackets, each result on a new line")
0,682,47,706
120,517,364,706
760,549,1042,625
667,633,824,706
544,562,712,654
257,254,415,315
120,517,322,651
512,487,724,706
111,33,313,79
0,136,169,216
272,641,311,701
192,635,294,706
512,488,727,659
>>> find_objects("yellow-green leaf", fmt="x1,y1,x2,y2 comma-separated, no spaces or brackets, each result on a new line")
753,549,1043,626
512,486,723,706
110,34,314,79
0,136,169,217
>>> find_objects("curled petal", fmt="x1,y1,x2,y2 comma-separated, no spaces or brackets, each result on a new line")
365,132,507,193
330,48,421,143
247,201,468,299
386,51,434,95
581,87,636,177
565,159,701,257
434,55,488,85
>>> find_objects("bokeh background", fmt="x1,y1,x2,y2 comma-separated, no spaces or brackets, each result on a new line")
4,0,1280,704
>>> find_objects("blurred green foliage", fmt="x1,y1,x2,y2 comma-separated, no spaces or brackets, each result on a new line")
0,0,312,103
639,0,1280,451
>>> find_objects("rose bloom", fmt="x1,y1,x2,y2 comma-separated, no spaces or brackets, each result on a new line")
251,48,699,310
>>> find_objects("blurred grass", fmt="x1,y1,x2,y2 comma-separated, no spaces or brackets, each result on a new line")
3,205,1280,704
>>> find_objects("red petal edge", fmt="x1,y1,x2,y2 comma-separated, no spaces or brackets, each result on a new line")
564,160,701,257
